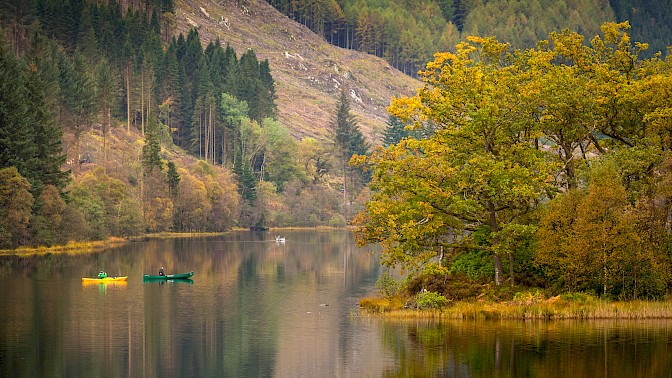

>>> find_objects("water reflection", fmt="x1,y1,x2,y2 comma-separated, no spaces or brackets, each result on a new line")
1,231,671,377
379,319,672,377
0,230,384,377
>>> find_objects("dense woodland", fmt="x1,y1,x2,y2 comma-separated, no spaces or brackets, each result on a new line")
266,0,672,76
355,22,672,300
0,0,370,249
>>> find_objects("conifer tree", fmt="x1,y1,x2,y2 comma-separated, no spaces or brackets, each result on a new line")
238,49,261,121
233,150,256,202
382,115,408,147
258,59,277,120
222,44,239,96
166,161,180,198
25,59,69,194
0,37,33,177
142,117,164,176
94,57,117,173
331,88,369,210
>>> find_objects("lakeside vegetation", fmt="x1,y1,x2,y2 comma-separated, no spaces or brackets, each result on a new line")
354,22,672,307
360,297,672,320
0,237,128,256
359,283,672,319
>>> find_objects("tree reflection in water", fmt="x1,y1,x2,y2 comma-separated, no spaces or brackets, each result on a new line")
379,319,672,377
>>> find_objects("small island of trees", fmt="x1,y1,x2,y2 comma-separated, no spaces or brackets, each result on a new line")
354,22,672,316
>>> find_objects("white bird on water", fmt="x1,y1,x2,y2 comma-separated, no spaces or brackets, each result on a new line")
275,236,286,243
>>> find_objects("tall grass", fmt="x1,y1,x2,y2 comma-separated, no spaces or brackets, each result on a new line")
359,295,672,319
0,237,128,256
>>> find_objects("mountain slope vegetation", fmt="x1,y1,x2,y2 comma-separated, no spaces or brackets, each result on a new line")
174,0,420,141
264,0,672,78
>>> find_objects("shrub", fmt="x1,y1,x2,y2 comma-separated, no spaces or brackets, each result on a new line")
375,271,400,299
328,214,346,227
359,296,405,312
416,291,449,309
512,289,546,305
406,271,484,301
449,249,494,280
560,292,595,303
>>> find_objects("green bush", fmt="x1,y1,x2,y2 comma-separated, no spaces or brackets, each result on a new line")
449,249,494,280
560,292,595,303
328,214,346,227
375,271,400,299
416,290,449,309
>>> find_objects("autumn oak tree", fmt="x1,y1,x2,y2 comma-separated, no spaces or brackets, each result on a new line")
355,36,556,285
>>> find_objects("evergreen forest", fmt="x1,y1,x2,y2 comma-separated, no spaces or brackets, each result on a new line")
265,0,672,76
0,0,371,249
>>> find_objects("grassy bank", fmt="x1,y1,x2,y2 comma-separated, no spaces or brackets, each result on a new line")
0,228,347,256
130,232,227,240
360,295,672,319
0,237,128,256
0,232,232,256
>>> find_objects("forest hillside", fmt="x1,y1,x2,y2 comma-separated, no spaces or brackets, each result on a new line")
174,0,421,141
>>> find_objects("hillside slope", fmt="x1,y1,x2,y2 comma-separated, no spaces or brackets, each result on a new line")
175,0,421,142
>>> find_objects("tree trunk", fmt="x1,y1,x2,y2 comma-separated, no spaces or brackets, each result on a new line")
141,70,144,137
508,252,515,286
488,200,504,285
603,243,608,296
342,158,347,216
126,62,131,132
103,107,109,173
494,254,503,286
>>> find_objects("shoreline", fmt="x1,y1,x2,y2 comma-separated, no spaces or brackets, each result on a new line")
0,227,353,255
0,237,129,256
359,297,672,320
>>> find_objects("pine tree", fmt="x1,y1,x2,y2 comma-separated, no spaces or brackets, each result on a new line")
142,117,164,176
258,59,277,120
331,88,369,210
0,37,33,176
94,57,117,173
238,49,261,120
233,150,256,202
0,0,36,56
382,115,409,147
25,59,70,193
166,161,180,198
437,0,455,23
175,63,192,149
222,44,239,96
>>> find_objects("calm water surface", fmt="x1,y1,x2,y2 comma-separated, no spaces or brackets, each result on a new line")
0,230,671,377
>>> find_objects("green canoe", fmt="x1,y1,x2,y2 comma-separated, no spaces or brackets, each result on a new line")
143,271,194,280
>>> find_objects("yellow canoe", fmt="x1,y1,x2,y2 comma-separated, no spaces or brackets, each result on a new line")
82,276,128,283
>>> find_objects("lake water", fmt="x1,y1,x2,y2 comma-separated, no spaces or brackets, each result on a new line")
0,230,671,377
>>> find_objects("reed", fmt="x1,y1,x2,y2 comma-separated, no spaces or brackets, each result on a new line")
132,232,227,240
359,295,672,319
0,237,128,256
